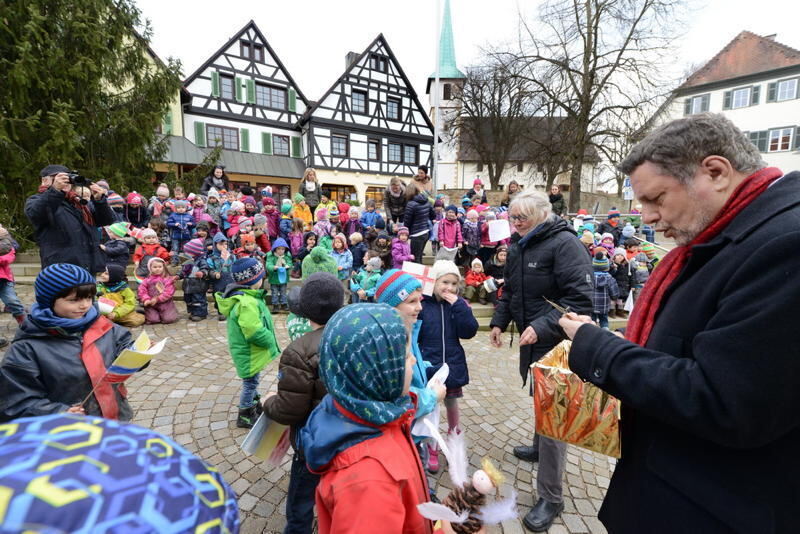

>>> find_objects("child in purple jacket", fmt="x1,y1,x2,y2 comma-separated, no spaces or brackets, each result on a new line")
391,226,414,269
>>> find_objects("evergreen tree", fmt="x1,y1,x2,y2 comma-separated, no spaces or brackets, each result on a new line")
0,0,182,243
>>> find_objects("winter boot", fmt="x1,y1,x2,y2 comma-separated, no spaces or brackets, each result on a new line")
608,308,617,319
253,393,263,416
427,447,440,474
236,405,257,429
618,304,629,318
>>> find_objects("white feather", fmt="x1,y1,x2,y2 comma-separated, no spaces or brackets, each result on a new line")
423,419,451,458
475,491,519,525
445,429,469,489
417,502,470,523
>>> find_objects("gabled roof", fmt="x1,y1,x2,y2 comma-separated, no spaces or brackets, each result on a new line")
681,31,800,89
183,20,310,108
300,33,435,133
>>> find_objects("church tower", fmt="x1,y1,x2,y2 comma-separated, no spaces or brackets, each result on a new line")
426,0,466,189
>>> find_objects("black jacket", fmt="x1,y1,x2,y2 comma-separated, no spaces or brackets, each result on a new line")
0,315,134,422
300,181,322,209
568,171,800,534
598,220,623,246
103,239,131,269
490,216,593,381
403,193,434,236
383,185,407,221
200,174,230,195
25,187,115,273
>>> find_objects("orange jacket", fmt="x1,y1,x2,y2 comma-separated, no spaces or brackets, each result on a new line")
314,401,433,534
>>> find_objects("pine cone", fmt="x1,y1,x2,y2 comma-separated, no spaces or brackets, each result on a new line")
442,485,486,534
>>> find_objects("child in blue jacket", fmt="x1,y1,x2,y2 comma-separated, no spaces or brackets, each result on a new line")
166,199,195,264
417,260,478,474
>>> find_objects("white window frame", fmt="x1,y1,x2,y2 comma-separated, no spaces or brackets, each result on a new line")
690,95,705,114
777,79,798,101
731,87,750,109
768,128,793,152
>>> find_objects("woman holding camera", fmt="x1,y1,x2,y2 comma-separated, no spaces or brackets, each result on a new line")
25,164,116,274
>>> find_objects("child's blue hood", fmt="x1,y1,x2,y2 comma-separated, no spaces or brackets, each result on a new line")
298,396,382,472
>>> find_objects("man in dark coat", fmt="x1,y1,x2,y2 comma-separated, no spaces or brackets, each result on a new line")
489,190,593,531
559,113,800,534
25,165,115,273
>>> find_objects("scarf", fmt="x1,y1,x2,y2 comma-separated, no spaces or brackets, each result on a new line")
549,193,563,204
627,167,783,345
29,303,99,333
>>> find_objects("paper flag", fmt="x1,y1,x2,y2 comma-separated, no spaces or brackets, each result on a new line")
105,331,165,383
241,414,291,466
402,261,435,296
488,219,511,242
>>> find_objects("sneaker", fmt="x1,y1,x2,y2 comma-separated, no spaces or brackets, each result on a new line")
272,305,279,313
236,406,257,429
189,315,203,322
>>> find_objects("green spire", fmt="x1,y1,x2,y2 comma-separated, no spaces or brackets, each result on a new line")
431,0,465,79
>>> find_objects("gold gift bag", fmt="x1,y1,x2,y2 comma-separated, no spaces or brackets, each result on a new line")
532,340,622,458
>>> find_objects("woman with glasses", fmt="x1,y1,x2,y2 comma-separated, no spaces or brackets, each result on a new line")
488,189,593,532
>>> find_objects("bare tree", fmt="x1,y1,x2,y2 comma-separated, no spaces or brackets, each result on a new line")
447,60,535,190
594,107,651,196
502,0,684,210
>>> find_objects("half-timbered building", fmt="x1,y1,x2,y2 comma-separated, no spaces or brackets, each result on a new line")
181,21,309,194
300,34,435,203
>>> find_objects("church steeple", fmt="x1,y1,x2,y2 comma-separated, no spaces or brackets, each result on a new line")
427,0,465,93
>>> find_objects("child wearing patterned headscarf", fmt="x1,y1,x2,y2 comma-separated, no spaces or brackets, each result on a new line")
299,304,433,534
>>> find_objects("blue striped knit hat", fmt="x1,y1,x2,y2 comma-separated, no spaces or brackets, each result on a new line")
320,304,411,425
35,263,96,309
592,254,610,272
375,269,422,307
231,257,265,286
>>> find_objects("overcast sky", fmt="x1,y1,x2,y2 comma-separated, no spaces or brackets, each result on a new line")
135,0,800,103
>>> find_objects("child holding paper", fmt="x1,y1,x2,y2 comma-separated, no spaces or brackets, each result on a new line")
262,272,344,534
0,263,135,422
97,264,145,328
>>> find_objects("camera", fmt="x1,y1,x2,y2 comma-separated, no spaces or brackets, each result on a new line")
67,172,92,187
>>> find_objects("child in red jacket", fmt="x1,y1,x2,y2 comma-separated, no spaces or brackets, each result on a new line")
464,258,490,304
299,304,433,534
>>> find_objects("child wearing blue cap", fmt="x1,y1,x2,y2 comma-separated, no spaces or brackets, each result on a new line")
0,263,136,422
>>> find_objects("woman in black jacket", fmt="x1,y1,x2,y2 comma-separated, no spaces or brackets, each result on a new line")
299,168,322,221
200,165,230,195
383,177,407,225
489,189,593,532
402,181,435,263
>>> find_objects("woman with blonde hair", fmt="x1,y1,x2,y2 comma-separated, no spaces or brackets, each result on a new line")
299,168,321,221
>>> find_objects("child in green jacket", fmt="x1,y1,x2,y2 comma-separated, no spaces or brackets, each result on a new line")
350,255,383,303
265,237,291,313
97,264,145,328
215,257,281,428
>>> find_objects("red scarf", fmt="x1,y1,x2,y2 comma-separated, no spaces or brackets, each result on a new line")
80,316,123,419
627,167,783,345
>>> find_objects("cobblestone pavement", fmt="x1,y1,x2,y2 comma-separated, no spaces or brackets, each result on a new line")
2,285,613,534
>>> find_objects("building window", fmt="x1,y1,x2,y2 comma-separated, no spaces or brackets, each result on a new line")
387,98,401,120
220,74,234,100
731,87,750,109
517,162,524,172
256,183,290,205
748,131,768,152
368,139,381,161
443,83,452,101
207,124,239,150
403,145,418,165
365,187,385,206
768,128,793,152
388,142,402,162
256,83,287,110
325,185,357,203
241,41,264,62
352,90,368,114
370,53,388,73
331,134,349,157
477,162,484,172
684,93,709,115
777,79,798,101
240,41,250,59
273,135,290,156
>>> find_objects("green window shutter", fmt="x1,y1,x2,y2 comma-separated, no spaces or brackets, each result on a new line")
235,77,244,102
750,130,768,152
750,85,760,105
722,91,731,110
683,99,691,116
211,72,220,97
288,88,297,112
194,122,206,147
241,128,250,152
162,111,173,135
262,132,272,154
291,136,301,158
767,82,777,102
246,79,256,104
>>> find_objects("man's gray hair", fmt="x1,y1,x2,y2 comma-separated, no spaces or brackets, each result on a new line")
508,189,553,226
619,113,766,183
